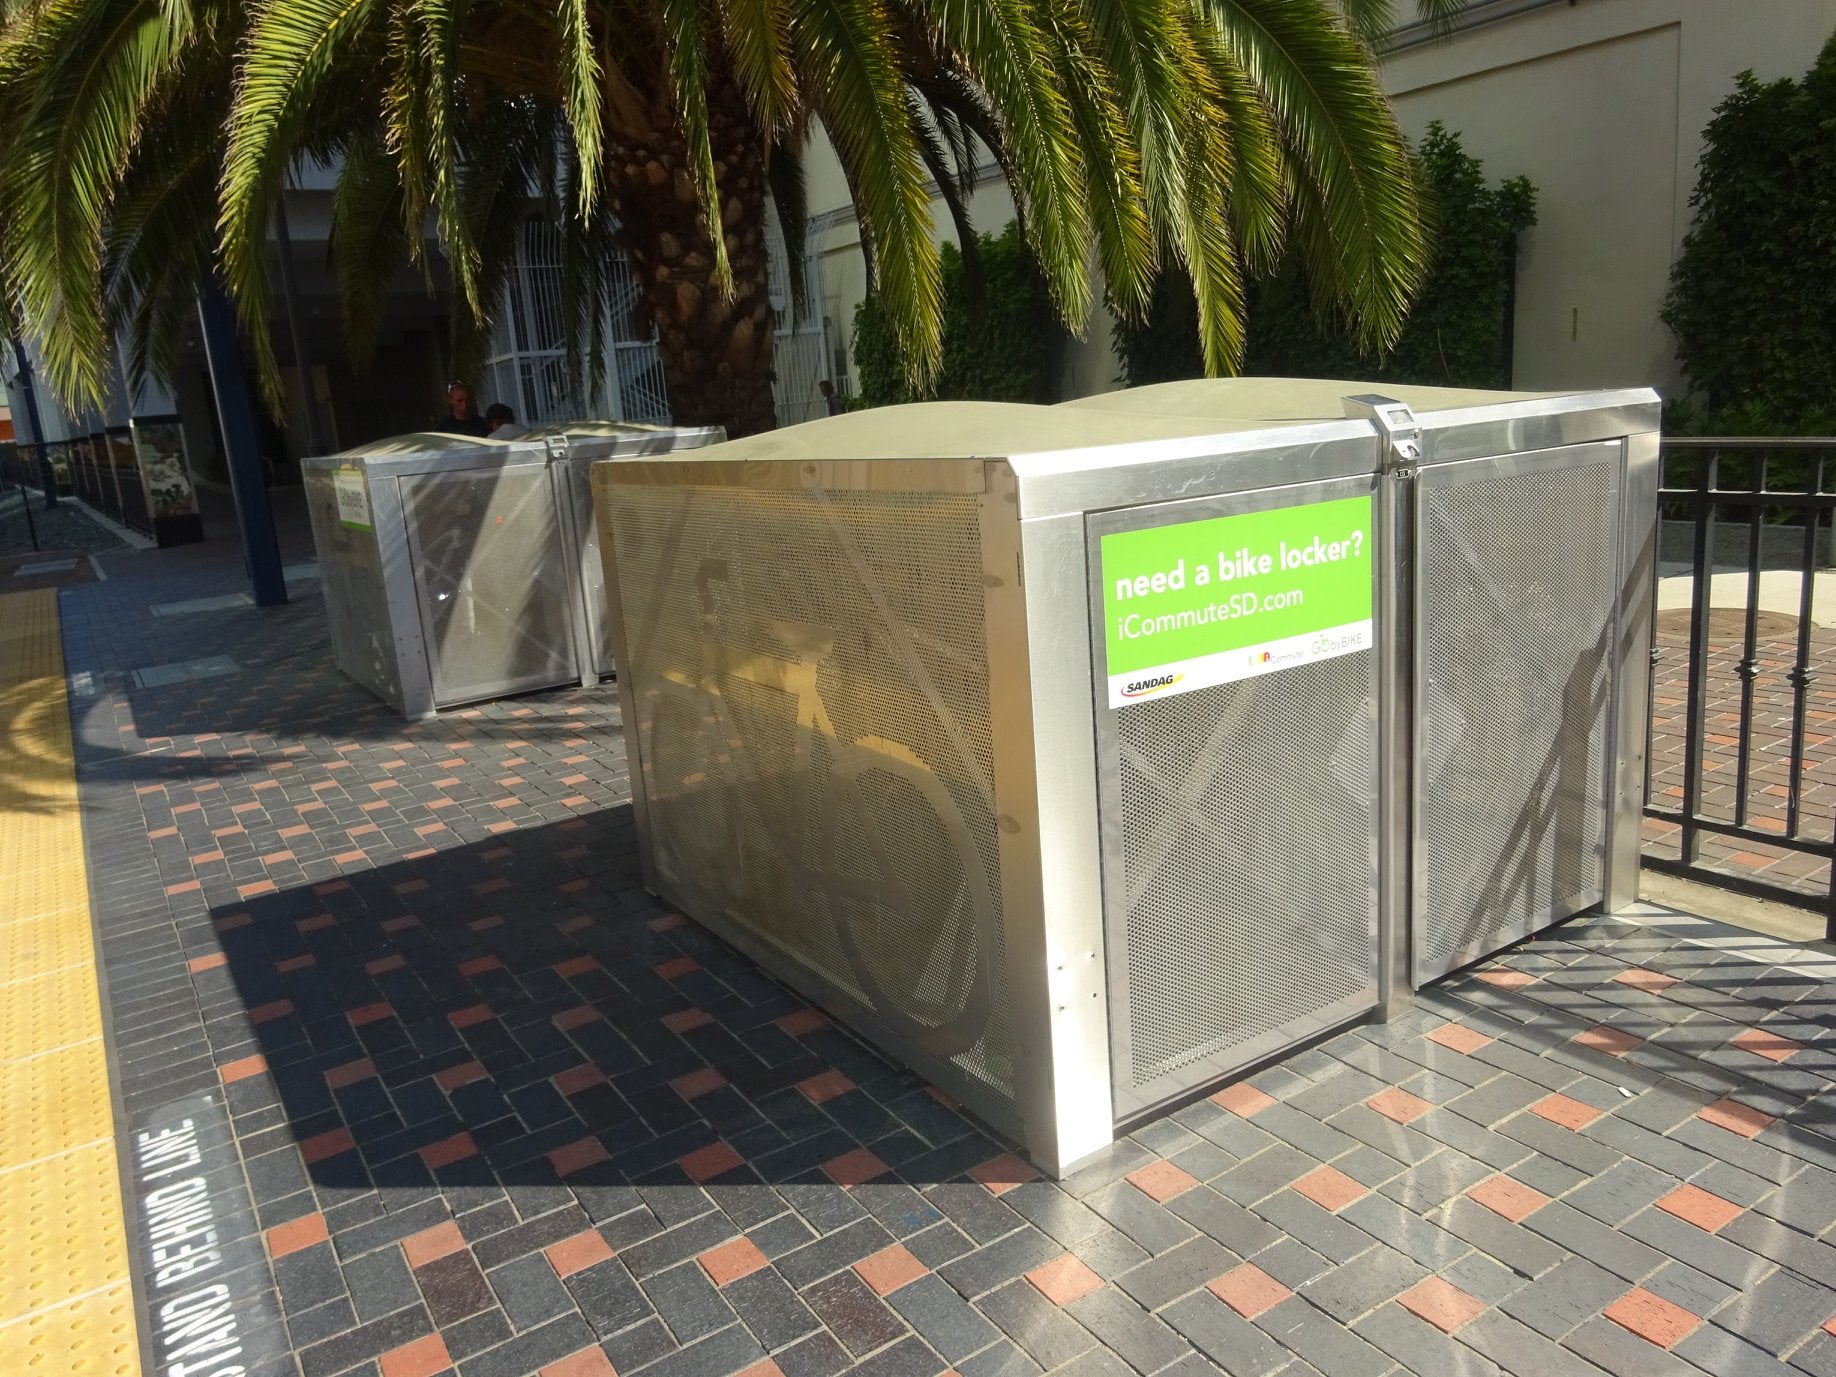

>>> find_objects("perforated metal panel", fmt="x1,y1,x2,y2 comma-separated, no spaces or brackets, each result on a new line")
1413,446,1619,985
562,462,615,677
303,467,402,708
609,485,1017,1110
1092,485,1380,1121
1104,656,1378,1115
400,467,578,705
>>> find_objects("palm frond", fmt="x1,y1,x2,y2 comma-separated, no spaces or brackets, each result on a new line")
0,0,196,406
1339,0,1470,46
406,0,477,313
1036,0,1154,322
719,0,797,134
790,0,940,378
765,140,811,321
557,0,603,213
557,148,621,405
657,0,732,292
327,129,411,365
907,90,979,293
447,101,552,382
103,87,221,393
1188,12,1285,277
221,0,387,406
1178,135,1247,373
1205,0,1426,353
927,0,1091,328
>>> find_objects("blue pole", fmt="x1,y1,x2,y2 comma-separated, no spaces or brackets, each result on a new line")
196,285,286,607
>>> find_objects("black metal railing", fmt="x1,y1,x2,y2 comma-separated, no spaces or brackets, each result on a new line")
1645,436,1836,934
0,440,73,497
47,434,154,538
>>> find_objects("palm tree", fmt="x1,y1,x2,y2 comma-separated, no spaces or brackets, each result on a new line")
0,0,1465,439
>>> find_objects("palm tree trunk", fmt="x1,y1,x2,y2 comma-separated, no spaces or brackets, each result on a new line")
609,78,777,438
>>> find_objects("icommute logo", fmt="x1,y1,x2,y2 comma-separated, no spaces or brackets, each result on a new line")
1122,673,1183,698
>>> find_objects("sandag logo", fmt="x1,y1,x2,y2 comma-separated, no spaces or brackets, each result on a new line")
1122,673,1183,699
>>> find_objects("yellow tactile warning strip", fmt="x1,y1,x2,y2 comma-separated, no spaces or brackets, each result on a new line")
0,589,142,1375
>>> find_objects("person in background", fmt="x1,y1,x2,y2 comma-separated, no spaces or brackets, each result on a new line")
485,403,526,440
439,381,491,437
819,379,842,417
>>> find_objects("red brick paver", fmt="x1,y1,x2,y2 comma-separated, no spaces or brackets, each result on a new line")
1367,1088,1433,1124
1027,1254,1104,1306
670,1066,728,1099
1291,1166,1367,1213
1127,1160,1200,1203
1209,1264,1291,1320
546,1231,616,1278
1732,1027,1805,1062
267,1212,329,1259
1397,1277,1486,1334
1613,967,1677,992
797,1069,854,1103
1605,1287,1702,1348
700,1237,769,1287
855,1244,928,1297
420,1133,477,1169
403,1222,466,1268
1574,1024,1642,1056
777,1008,829,1038
1467,1175,1549,1223
380,1335,452,1377
1699,1098,1777,1138
1211,1082,1277,1116
969,1154,1038,1196
679,1142,743,1183
822,1147,889,1187
541,1349,617,1377
1530,1093,1603,1131
548,1137,609,1177
1657,1184,1744,1233
1425,1022,1492,1054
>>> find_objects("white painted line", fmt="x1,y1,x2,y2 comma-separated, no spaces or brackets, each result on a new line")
0,1033,103,1064
0,957,94,989
0,1278,129,1331
0,1133,111,1176
148,593,253,617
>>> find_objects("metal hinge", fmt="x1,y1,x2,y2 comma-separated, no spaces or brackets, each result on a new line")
1342,394,1422,473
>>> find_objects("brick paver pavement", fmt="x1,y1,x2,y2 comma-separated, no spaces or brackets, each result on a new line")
59,542,1836,1377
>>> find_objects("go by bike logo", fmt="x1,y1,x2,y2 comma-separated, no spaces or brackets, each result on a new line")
1121,672,1183,699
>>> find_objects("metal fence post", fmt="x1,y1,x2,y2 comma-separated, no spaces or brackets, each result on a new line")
9,340,56,509
1677,450,1716,866
1646,436,1836,923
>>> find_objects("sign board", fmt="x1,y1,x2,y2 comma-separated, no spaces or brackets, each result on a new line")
1098,494,1374,708
333,467,372,531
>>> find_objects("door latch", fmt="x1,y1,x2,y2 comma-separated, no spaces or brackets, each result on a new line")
1342,394,1422,472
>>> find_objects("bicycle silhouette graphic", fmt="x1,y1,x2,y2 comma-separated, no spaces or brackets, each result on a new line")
637,555,1004,1063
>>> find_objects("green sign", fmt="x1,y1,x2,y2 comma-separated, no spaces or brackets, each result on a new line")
1099,494,1373,707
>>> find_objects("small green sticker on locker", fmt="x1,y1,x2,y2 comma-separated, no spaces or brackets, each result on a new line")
334,467,372,531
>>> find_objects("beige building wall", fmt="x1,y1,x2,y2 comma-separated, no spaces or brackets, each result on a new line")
1386,0,1836,397
803,138,1119,401
804,0,1836,403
